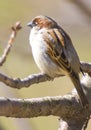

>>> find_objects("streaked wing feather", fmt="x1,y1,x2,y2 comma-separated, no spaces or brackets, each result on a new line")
44,29,72,73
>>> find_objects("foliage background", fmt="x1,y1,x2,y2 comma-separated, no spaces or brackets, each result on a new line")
0,0,91,130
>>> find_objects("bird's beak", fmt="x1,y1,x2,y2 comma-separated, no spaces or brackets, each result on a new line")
27,22,33,27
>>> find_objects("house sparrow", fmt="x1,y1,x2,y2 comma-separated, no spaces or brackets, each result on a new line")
27,15,88,108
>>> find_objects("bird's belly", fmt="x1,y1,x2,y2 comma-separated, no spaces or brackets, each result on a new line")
31,41,66,77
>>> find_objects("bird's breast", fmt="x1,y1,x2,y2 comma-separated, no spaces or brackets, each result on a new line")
29,31,66,77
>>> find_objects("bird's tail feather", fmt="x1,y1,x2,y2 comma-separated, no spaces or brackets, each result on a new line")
70,71,88,107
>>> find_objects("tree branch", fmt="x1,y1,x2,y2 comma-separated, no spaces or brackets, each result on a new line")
0,95,79,118
0,62,91,89
0,73,53,89
81,62,91,76
0,93,89,122
0,91,89,130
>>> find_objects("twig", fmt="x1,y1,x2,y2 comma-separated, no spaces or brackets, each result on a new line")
0,62,91,89
0,22,22,66
0,73,53,89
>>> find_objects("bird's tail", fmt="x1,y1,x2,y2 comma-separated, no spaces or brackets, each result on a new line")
70,71,88,108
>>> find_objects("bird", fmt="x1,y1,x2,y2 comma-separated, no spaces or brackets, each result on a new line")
27,15,88,108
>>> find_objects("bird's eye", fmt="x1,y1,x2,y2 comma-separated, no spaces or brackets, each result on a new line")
34,21,38,26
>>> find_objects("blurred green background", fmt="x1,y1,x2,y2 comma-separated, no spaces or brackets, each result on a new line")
0,0,91,130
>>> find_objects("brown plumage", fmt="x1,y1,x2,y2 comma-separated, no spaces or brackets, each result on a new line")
28,15,89,108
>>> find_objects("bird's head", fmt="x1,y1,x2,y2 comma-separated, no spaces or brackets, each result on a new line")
27,15,58,30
